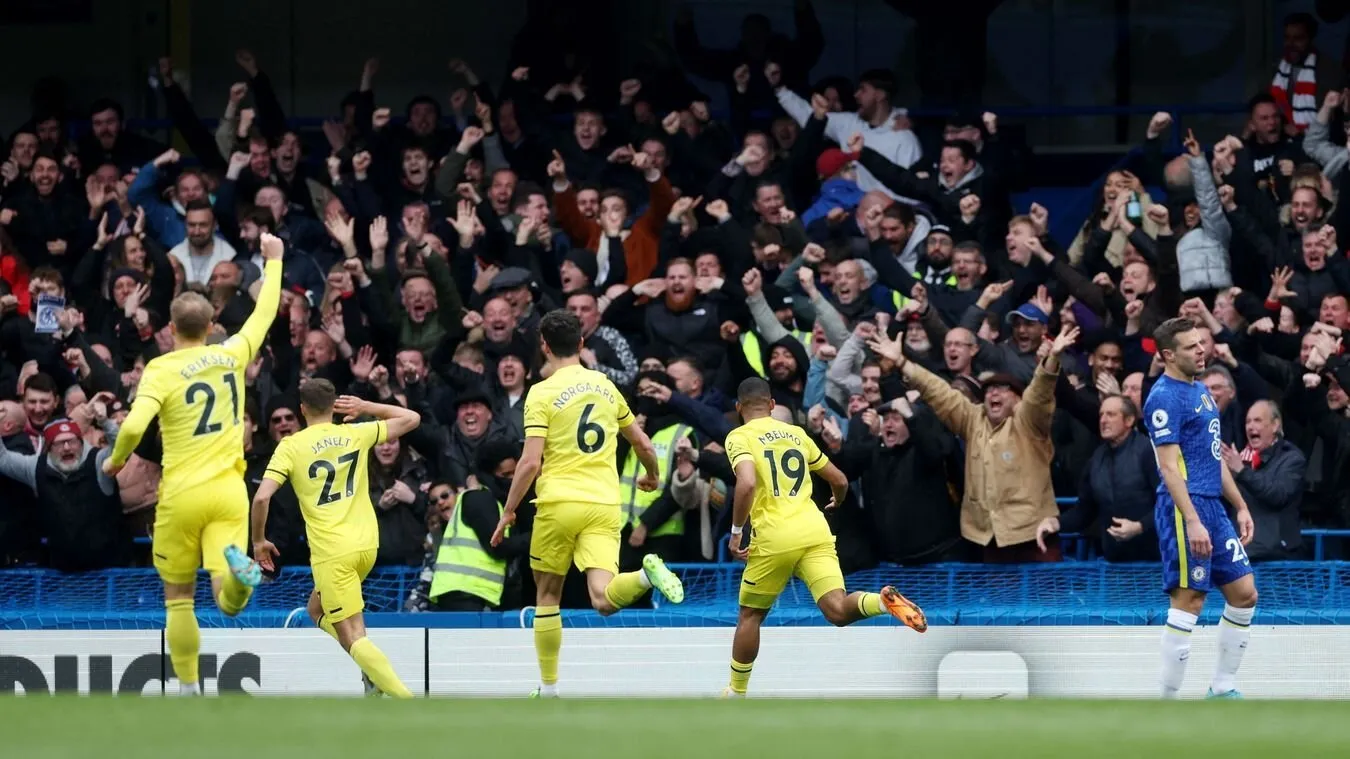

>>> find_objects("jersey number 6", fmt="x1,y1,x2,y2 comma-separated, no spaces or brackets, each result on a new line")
185,375,240,436
576,403,605,453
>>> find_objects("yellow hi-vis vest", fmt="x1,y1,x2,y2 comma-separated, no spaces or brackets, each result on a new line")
893,270,956,311
620,423,693,537
428,491,507,606
741,329,812,378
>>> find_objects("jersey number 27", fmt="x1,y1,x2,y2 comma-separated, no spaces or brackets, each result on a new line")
309,451,360,505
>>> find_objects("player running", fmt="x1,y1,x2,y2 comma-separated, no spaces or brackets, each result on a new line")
721,377,926,698
103,232,285,696
1145,317,1258,699
249,380,420,699
490,309,685,698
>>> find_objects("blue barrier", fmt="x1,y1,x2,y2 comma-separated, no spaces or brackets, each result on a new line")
3,561,1348,630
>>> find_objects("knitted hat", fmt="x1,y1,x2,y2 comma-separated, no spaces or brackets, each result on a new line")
42,418,80,448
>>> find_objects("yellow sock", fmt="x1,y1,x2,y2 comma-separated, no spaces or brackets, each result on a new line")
216,572,252,616
348,637,413,699
534,605,562,685
317,614,338,641
603,571,650,610
729,659,754,694
858,592,884,618
165,598,200,687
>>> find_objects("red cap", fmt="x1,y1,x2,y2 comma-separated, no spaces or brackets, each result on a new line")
42,419,80,448
815,148,857,179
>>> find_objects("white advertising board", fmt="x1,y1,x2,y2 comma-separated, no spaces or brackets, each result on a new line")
6,627,1350,698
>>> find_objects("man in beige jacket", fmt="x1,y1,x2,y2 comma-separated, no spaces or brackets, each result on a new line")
869,326,1078,562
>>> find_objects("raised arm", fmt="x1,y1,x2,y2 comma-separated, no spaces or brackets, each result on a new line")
232,233,287,360
333,395,422,440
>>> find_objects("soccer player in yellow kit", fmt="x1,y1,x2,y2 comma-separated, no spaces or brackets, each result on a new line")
103,232,286,696
249,380,420,699
721,377,928,698
490,309,685,698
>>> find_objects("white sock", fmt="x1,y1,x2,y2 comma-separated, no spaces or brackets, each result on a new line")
539,683,558,697
180,682,201,696
1160,608,1197,699
637,570,653,589
1211,604,1254,695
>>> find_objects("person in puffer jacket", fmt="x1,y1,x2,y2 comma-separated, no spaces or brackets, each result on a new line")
801,148,864,228
1172,137,1233,298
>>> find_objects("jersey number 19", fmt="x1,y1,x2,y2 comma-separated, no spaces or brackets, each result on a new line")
763,449,806,497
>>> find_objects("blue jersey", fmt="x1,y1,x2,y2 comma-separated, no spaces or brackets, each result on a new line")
1143,374,1223,498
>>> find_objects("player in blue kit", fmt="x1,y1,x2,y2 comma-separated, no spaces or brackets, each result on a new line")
1144,318,1258,699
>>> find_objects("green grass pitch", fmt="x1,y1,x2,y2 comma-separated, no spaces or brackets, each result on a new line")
6,698,1350,758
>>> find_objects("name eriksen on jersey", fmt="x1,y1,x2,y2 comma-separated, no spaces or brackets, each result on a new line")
757,430,802,446
177,353,237,379
552,381,614,409
310,436,352,455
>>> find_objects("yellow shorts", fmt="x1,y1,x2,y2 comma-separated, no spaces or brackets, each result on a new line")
529,501,621,576
739,540,846,610
313,549,377,624
152,476,248,585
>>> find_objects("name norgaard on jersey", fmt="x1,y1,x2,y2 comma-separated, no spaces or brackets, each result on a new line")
756,429,804,447
177,352,239,379
310,436,353,455
551,381,615,409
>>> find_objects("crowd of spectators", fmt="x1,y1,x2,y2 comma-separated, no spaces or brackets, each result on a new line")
1,6,1348,611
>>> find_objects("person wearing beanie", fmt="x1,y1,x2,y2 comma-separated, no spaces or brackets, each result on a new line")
773,67,922,201
0,415,130,571
801,147,865,228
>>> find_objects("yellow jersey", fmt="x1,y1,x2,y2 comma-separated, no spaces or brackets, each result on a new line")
262,420,385,563
109,259,283,501
523,362,633,507
724,416,833,552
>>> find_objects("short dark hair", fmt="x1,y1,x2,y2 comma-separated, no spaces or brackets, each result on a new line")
882,203,915,226
751,223,783,248
184,199,213,216
942,140,977,163
477,436,522,475
1285,12,1317,37
737,377,773,408
241,205,276,232
89,98,124,121
1153,317,1197,353
857,68,897,99
1248,92,1280,114
539,309,583,358
752,179,783,199
31,266,63,289
299,378,337,414
511,181,547,210
24,372,57,396
565,289,599,307
669,355,703,374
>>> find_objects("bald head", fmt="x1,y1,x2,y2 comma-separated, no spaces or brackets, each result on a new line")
0,400,26,437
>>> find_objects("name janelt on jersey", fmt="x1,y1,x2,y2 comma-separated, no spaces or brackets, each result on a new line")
551,381,615,409
310,435,353,455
